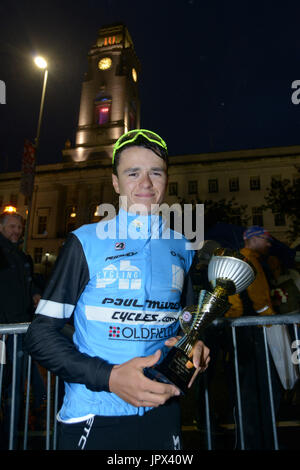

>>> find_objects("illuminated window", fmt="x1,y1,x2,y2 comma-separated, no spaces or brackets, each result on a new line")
104,36,116,46
95,103,110,125
94,96,111,126
97,34,122,48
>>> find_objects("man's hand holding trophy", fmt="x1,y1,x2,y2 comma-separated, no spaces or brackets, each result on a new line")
145,248,256,394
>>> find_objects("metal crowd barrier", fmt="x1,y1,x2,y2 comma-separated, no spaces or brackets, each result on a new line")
0,313,300,450
0,322,59,450
204,311,300,450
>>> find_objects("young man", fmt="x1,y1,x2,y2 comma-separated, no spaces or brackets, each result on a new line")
24,129,209,450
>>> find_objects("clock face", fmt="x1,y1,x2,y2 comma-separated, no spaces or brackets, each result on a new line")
98,57,112,70
132,67,137,82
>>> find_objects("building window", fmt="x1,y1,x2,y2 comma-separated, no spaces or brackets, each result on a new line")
97,34,122,48
95,103,111,125
129,101,137,131
65,206,77,233
10,193,18,206
104,36,117,46
293,174,300,185
188,181,198,195
271,175,281,188
208,179,218,193
89,204,101,223
34,247,43,264
231,215,242,225
129,111,136,131
169,182,178,196
38,216,47,235
252,207,264,226
250,176,260,190
274,212,286,226
66,221,76,233
229,177,239,192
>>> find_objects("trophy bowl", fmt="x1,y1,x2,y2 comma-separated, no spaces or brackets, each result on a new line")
145,247,256,394
208,248,256,294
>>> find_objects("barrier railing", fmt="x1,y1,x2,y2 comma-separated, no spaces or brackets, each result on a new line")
203,311,300,450
0,323,59,450
0,312,299,450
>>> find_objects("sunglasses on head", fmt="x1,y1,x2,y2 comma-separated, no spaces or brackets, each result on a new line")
112,129,168,163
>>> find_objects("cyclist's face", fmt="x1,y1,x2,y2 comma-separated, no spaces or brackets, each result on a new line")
112,146,168,214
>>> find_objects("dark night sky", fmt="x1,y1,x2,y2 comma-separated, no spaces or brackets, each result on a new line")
1,0,300,173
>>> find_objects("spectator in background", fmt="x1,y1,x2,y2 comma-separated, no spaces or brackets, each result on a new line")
225,225,283,449
0,212,44,449
0,213,41,323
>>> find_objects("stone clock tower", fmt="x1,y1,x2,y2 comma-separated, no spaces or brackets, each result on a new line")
63,24,141,163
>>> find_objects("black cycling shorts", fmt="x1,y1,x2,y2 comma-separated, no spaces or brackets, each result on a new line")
57,398,182,451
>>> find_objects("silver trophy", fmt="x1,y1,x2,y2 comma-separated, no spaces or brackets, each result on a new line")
146,248,256,394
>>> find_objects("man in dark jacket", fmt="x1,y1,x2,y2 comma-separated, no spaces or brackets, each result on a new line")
0,212,42,448
0,212,40,323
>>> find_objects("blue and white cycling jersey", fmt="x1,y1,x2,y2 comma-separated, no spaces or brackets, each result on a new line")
26,209,195,421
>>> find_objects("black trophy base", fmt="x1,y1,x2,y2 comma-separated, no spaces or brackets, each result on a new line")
144,347,195,395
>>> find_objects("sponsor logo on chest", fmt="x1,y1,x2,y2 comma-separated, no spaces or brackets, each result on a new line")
96,260,142,290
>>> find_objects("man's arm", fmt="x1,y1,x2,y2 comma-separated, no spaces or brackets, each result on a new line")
24,233,113,392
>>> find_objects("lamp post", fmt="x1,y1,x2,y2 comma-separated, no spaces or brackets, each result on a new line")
23,56,48,253
33,56,48,150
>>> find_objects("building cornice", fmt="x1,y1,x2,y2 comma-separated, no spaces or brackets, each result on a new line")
1,144,300,183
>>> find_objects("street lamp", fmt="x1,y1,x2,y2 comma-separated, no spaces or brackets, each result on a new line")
3,205,17,214
34,56,47,70
23,56,49,253
33,56,48,150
